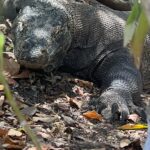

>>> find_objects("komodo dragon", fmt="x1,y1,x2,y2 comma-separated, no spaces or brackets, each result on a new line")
0,0,147,122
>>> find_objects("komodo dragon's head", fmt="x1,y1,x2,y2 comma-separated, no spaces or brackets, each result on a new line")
12,3,72,71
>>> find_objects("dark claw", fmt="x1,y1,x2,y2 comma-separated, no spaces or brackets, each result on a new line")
120,111,129,124
111,103,120,121
134,107,147,122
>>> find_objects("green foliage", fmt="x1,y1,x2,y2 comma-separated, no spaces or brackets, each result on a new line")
0,33,5,69
130,10,149,68
124,0,149,68
124,1,141,47
0,33,5,50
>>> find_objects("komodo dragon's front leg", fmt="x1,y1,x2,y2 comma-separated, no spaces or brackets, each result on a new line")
90,47,146,122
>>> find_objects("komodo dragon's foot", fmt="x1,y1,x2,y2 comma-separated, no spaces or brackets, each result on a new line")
87,89,146,123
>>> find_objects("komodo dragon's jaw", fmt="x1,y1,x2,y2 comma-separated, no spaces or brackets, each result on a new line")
12,4,72,70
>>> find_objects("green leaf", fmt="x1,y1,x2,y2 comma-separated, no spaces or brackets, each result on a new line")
0,33,5,52
141,0,150,25
0,33,5,71
130,9,149,68
124,1,141,46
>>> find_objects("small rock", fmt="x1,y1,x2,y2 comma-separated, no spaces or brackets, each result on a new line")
120,139,131,148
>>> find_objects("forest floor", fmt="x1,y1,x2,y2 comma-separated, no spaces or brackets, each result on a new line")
0,20,149,150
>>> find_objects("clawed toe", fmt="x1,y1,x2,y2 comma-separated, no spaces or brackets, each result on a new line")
88,97,130,122
83,87,146,123
134,107,147,122
100,103,129,122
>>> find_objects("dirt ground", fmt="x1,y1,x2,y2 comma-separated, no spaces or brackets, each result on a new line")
0,71,149,150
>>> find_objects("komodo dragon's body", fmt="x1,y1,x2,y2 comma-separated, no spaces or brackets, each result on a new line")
0,0,147,121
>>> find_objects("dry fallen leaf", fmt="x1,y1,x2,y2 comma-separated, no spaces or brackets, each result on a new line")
54,102,70,112
0,110,4,116
3,135,25,149
3,52,15,59
28,144,59,150
0,95,5,109
37,131,51,139
0,95,5,116
33,115,59,123
2,143,24,149
73,79,93,89
12,69,30,79
3,52,20,77
0,85,4,91
120,139,131,148
62,114,76,126
2,128,26,150
0,128,8,138
83,110,103,121
69,98,83,109
118,123,148,130
73,86,84,96
7,129,22,137
21,106,37,117
0,128,26,149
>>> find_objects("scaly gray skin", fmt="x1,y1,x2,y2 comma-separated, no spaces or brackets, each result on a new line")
1,0,146,122
97,0,132,10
